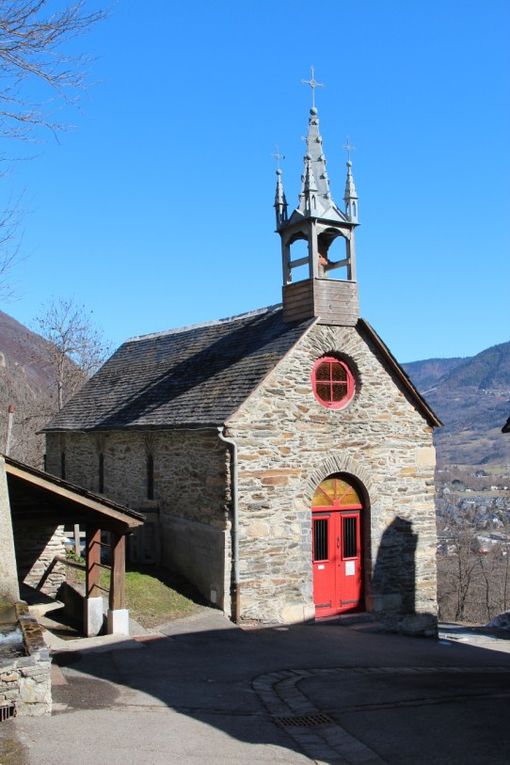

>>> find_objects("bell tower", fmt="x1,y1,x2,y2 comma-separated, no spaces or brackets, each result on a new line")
275,73,360,326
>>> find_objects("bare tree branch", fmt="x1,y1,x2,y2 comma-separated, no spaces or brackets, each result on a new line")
0,1,105,295
0,192,22,297
35,297,111,410
0,1,105,137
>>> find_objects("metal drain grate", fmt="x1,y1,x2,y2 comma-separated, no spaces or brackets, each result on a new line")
0,702,16,722
275,712,333,728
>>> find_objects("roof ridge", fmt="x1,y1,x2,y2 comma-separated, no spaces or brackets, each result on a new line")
126,304,283,343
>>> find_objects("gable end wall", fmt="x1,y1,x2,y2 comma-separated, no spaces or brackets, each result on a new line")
227,322,438,633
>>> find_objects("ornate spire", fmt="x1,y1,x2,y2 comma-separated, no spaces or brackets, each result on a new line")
274,168,288,228
302,155,317,214
297,107,343,219
344,160,359,223
276,76,360,327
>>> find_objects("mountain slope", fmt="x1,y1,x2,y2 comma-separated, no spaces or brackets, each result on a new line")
403,356,465,392
0,310,56,464
404,342,510,466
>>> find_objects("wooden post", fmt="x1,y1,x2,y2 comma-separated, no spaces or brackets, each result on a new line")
86,527,101,598
109,533,126,611
74,523,81,558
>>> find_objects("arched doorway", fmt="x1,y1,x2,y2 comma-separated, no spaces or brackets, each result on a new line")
312,474,364,617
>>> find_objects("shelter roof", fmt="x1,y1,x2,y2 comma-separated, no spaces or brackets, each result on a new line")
4,455,144,532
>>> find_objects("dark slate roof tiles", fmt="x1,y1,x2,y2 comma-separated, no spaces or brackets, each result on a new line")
44,306,313,431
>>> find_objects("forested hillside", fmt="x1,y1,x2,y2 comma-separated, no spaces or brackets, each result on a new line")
0,310,55,465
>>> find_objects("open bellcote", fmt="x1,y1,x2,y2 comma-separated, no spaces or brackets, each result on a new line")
275,106,360,326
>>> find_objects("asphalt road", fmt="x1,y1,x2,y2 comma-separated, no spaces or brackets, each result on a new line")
3,610,510,764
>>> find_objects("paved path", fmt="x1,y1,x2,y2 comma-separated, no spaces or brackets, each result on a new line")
254,664,510,764
3,611,510,764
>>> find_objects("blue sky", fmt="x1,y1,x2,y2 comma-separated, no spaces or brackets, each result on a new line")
3,0,509,362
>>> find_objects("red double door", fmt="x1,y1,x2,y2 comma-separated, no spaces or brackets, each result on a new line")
312,477,363,617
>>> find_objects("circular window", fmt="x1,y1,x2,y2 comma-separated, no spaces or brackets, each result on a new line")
311,356,355,410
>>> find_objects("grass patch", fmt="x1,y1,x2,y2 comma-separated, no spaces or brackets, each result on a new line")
65,558,200,629
124,569,198,628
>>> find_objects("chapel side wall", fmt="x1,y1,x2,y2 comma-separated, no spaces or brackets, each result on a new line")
45,430,231,613
227,323,437,634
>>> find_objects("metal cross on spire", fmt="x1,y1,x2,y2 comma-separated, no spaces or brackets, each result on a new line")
343,137,356,162
301,66,324,108
271,146,285,170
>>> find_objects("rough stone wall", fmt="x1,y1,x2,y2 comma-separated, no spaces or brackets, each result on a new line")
12,521,65,598
45,429,231,612
227,322,437,634
0,456,20,601
44,321,438,633
0,659,51,717
0,604,51,717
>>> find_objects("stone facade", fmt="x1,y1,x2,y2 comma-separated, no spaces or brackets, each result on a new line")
227,323,437,633
46,321,438,635
0,603,51,717
46,430,232,612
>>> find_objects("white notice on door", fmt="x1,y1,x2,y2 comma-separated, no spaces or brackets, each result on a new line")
345,561,355,576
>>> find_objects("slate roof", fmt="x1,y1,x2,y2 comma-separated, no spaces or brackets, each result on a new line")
43,304,441,433
44,306,314,432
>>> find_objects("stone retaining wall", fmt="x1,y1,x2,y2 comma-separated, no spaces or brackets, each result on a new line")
0,603,51,717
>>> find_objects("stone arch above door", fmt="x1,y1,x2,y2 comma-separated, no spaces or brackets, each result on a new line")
305,454,374,507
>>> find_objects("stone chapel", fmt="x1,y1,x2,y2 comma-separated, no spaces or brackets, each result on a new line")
44,99,441,635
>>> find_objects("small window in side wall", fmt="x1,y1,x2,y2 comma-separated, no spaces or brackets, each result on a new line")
98,453,104,493
146,454,154,500
60,451,66,479
311,356,355,410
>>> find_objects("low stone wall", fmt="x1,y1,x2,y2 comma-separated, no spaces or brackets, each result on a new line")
0,602,51,717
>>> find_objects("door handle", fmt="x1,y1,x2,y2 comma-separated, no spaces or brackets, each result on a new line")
336,537,340,549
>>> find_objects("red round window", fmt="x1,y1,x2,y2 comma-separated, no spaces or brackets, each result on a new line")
311,356,355,409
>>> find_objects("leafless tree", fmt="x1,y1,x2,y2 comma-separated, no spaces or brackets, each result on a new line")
0,1,104,139
451,523,479,621
35,297,110,410
437,517,479,622
438,510,510,624
0,0,105,295
0,207,19,297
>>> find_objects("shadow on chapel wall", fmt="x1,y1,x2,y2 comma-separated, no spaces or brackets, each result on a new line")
372,516,425,633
